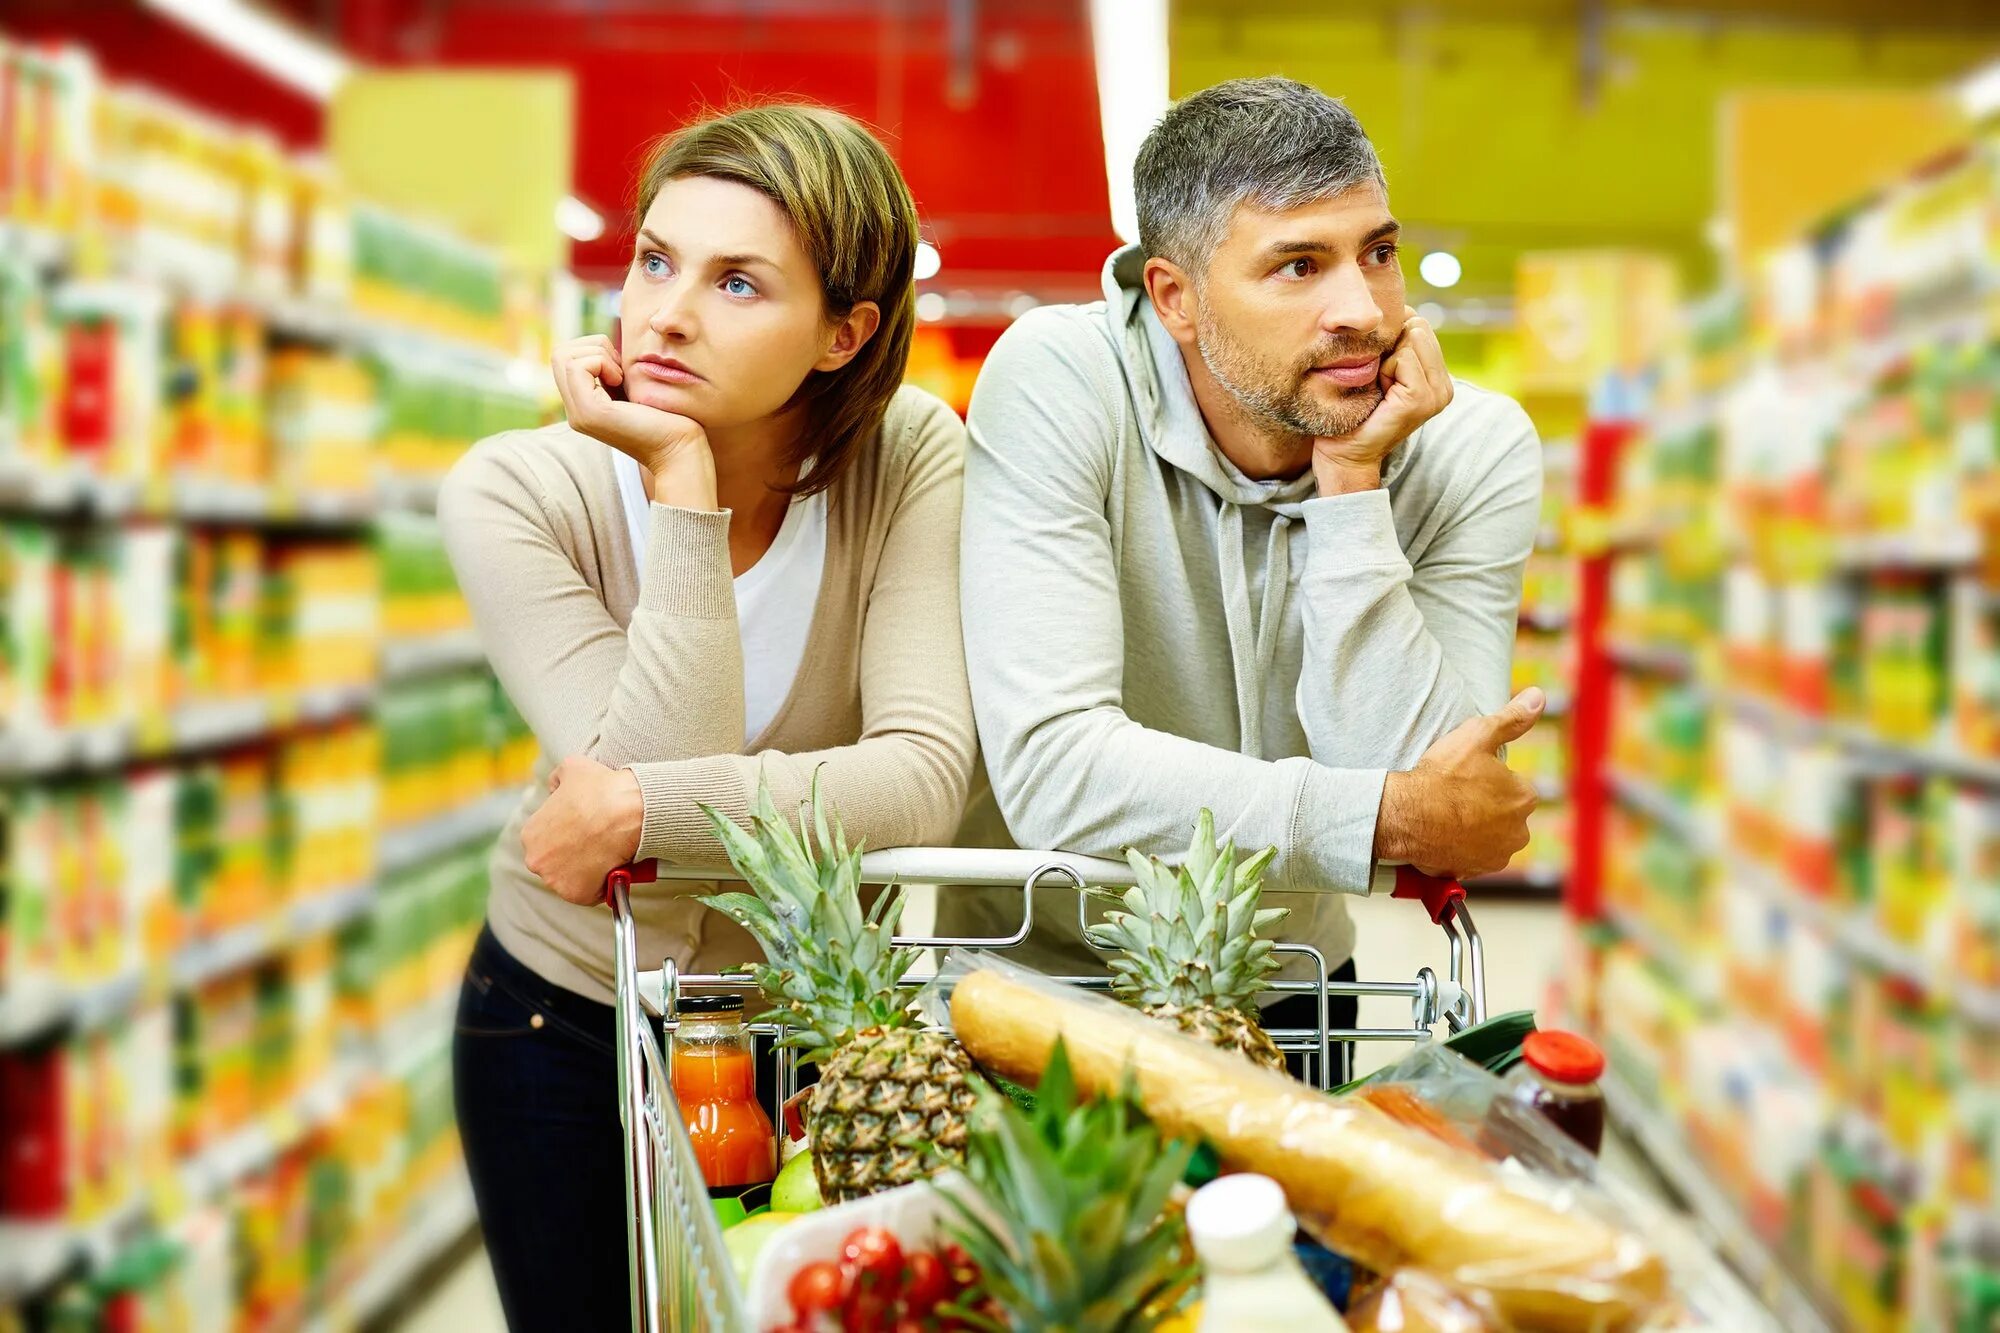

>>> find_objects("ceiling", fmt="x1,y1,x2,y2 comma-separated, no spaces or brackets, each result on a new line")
8,0,1999,304
1172,0,2000,298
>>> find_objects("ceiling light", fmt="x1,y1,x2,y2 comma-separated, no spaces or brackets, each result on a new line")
556,195,604,243
1962,57,2000,122
916,292,948,323
1088,0,1168,244
1418,251,1462,289
914,241,942,281
1417,301,1447,328
141,0,349,102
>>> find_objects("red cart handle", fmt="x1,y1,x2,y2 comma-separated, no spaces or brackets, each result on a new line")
601,860,660,906
1391,865,1466,925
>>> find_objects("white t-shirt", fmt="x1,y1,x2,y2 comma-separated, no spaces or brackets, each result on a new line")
612,452,827,746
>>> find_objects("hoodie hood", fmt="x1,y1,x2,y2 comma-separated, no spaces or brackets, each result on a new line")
1100,243,1320,758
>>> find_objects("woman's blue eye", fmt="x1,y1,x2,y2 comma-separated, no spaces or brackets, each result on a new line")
642,253,669,276
724,274,757,297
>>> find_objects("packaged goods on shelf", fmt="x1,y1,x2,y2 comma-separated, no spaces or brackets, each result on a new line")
372,357,542,495
350,206,505,351
1573,119,2000,1331
377,512,470,641
377,673,502,830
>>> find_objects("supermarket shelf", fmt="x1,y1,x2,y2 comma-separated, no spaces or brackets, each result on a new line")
1604,638,1695,677
173,884,377,992
313,1177,479,1333
1733,861,2000,1030
0,1200,147,1302
1605,769,1714,851
181,1063,367,1204
1602,1070,1837,1333
376,473,444,514
1832,527,1982,570
1604,904,1721,1008
1468,867,1564,893
0,885,375,1049
2,685,376,780
1724,691,2000,789
0,460,375,529
381,629,488,682
379,790,519,875
1519,606,1572,632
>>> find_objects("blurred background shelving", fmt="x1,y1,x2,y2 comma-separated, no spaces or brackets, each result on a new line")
0,36,544,1329
1552,118,2000,1333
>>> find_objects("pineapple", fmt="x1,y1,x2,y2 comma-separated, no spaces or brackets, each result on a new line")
700,782,979,1204
1083,810,1290,1072
944,1039,1197,1332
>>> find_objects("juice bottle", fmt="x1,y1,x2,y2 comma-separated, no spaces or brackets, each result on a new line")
669,995,775,1193
1503,1029,1607,1157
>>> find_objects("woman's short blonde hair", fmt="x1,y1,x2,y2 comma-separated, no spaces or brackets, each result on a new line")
633,103,918,497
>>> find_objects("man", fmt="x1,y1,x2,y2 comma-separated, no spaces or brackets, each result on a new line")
950,76,1545,1057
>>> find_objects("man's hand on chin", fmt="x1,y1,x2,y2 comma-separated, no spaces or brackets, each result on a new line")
1312,306,1453,496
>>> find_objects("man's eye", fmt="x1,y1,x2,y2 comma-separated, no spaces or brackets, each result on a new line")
1371,244,1400,265
1281,258,1315,279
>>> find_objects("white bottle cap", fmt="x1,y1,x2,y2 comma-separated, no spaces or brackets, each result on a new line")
1185,1173,1296,1273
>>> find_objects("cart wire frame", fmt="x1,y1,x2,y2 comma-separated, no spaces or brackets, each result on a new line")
609,850,1484,1333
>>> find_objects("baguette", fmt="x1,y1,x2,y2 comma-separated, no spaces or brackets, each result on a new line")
951,967,1668,1333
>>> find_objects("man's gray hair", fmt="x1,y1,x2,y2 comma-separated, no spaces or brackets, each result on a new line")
1134,76,1385,275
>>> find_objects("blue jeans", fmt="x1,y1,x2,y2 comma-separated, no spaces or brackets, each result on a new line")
453,925,644,1333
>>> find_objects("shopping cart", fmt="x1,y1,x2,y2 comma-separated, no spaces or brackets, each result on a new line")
606,850,1485,1333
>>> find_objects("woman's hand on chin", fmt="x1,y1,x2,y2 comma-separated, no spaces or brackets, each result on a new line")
521,755,646,906
551,335,718,509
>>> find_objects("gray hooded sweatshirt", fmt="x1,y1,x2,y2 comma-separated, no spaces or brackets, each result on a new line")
947,245,1542,977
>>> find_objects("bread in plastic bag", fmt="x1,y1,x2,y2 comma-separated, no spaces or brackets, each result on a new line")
927,949,1670,1333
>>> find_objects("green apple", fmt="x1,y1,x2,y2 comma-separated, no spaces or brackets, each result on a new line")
721,1212,800,1289
770,1150,823,1214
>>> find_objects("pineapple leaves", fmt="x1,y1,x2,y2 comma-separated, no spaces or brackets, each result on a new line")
948,1040,1196,1332
697,778,927,1059
1085,811,1284,1015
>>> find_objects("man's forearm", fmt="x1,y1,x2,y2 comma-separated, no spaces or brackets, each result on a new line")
1373,769,1429,865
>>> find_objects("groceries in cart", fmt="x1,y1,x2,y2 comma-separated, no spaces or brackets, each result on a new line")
611,786,1749,1330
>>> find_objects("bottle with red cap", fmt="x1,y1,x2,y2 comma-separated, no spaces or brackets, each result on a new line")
1502,1029,1607,1157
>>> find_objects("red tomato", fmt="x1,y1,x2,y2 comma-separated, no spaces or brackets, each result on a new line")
901,1251,950,1314
840,1227,905,1296
788,1261,848,1317
840,1290,893,1333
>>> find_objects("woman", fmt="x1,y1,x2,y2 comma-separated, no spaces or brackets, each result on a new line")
438,103,973,1330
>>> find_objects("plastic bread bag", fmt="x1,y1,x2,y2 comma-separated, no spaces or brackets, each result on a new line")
1346,1269,1502,1332
921,948,1672,1333
1313,1043,1760,1330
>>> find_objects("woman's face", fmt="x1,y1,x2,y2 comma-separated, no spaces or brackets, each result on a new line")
619,176,867,429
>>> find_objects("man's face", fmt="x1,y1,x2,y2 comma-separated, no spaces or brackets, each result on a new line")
1192,184,1405,440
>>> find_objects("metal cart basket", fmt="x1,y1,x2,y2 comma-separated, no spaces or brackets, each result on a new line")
606,850,1487,1333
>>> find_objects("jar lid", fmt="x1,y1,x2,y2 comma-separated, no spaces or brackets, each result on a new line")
676,994,745,1015
1185,1173,1294,1273
1522,1029,1605,1085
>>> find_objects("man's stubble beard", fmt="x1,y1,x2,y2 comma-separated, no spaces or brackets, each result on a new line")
1195,310,1387,442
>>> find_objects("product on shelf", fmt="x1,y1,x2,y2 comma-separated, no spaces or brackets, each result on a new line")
1572,119,2000,1331
377,511,470,641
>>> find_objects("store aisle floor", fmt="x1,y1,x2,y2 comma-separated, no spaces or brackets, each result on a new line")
386,893,1567,1331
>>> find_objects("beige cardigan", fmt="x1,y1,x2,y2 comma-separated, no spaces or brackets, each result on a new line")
438,386,976,1004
